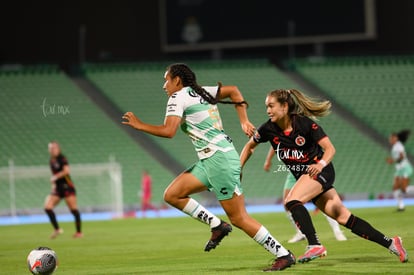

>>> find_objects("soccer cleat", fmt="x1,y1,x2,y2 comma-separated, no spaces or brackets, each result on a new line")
73,232,84,238
50,228,63,239
389,236,408,263
334,230,347,241
288,232,306,243
298,245,327,263
204,221,232,252
263,251,296,272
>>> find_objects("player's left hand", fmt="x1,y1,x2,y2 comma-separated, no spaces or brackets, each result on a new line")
122,111,142,130
241,121,256,138
306,163,323,178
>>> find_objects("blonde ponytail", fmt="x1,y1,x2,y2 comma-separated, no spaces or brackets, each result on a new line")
289,89,331,119
268,89,331,120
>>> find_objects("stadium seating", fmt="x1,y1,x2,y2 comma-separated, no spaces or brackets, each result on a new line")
84,60,394,201
0,59,399,216
0,68,175,214
291,56,414,156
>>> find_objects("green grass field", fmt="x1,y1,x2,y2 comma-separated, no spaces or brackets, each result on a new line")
2,207,413,274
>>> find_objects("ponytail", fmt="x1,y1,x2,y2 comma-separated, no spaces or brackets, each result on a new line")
167,63,248,107
394,129,411,144
268,89,331,119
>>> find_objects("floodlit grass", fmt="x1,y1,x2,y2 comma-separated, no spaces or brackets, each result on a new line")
2,207,413,274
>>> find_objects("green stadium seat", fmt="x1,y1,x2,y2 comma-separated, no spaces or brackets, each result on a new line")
0,68,175,214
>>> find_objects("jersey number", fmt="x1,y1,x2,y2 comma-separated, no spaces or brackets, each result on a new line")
208,108,223,130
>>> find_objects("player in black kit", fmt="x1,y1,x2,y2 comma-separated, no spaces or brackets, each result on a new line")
240,89,408,263
45,141,82,238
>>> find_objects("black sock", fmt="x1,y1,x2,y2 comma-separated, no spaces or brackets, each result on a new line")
285,200,320,246
71,209,82,233
345,214,392,248
45,209,59,230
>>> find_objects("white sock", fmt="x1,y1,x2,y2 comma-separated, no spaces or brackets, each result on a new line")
323,213,341,233
286,211,302,234
253,226,289,258
393,189,404,209
182,198,221,228
405,185,414,196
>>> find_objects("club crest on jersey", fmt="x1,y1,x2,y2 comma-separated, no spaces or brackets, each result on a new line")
295,135,306,146
273,136,280,144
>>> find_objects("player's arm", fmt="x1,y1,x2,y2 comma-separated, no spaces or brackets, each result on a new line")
264,146,275,172
219,85,255,137
307,136,336,177
240,138,260,169
387,152,404,164
122,112,181,138
51,165,70,182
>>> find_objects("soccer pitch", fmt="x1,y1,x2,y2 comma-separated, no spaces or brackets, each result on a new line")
3,207,413,274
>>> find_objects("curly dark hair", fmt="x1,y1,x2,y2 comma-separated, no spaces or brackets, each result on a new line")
166,63,248,107
393,129,411,144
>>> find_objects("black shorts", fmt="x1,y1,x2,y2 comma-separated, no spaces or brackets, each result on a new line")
51,185,76,199
311,162,335,204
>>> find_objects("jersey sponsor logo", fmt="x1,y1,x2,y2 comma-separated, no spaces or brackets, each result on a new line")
312,123,319,130
51,161,60,170
275,143,310,163
295,135,306,146
167,103,177,113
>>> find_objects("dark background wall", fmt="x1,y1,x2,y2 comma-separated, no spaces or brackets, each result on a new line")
1,0,413,68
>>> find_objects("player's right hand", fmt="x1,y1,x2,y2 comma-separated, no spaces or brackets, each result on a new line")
122,111,142,130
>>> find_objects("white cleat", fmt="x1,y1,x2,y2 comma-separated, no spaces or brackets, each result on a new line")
334,230,347,241
288,232,306,243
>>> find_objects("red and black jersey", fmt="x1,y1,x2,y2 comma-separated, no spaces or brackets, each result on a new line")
50,154,74,187
253,115,328,179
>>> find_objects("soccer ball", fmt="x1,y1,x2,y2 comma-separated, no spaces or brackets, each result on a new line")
27,247,58,275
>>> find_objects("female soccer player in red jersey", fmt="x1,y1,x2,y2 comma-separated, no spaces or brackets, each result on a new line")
45,141,82,238
240,89,408,263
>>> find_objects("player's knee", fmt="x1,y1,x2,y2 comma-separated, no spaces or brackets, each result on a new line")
163,189,175,205
227,215,244,229
285,200,303,212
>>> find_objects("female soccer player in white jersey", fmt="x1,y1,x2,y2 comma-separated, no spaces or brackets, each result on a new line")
240,89,408,264
122,63,295,271
387,130,414,211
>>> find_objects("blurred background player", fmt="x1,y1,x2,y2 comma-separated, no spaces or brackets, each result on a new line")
44,141,83,238
139,169,158,217
387,130,414,211
264,147,347,243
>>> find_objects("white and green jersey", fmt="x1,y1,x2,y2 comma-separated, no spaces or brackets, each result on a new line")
165,86,235,159
391,141,412,171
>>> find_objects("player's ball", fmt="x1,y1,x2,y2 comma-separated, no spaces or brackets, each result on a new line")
27,247,58,275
